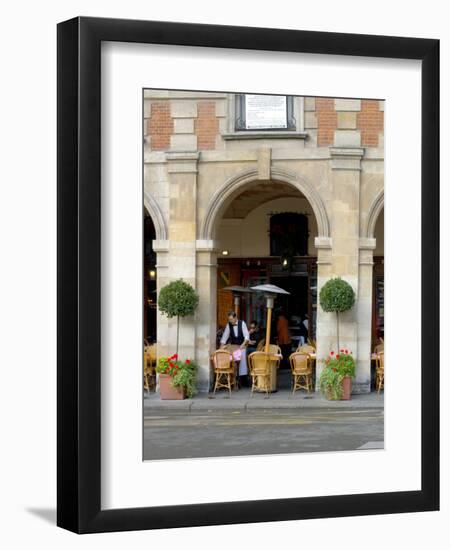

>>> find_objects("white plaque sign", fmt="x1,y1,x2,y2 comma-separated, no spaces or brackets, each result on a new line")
245,94,287,129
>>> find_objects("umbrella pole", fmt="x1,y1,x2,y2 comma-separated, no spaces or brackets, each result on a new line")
233,295,240,318
265,306,272,354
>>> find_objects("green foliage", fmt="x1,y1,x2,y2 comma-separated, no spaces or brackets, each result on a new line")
319,277,355,313
319,350,355,400
157,354,198,398
158,279,199,319
172,361,198,399
319,366,344,400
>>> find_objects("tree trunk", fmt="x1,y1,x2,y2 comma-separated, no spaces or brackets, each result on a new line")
336,311,340,352
176,315,180,356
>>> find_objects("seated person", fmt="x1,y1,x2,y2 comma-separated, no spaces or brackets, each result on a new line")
247,321,263,356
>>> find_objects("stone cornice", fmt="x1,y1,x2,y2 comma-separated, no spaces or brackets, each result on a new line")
152,239,169,253
330,147,365,171
359,237,377,250
195,239,219,253
165,151,199,174
314,236,332,249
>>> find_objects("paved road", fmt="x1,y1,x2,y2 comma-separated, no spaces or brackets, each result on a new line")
143,408,384,460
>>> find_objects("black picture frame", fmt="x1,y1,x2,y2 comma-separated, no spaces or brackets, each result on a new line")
57,16,439,534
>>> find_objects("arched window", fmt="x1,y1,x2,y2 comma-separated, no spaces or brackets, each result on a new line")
270,212,309,257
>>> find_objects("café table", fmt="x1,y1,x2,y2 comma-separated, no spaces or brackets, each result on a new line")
255,353,283,393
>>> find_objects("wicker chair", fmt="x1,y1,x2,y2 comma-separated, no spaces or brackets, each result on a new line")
220,344,241,389
375,351,385,393
289,352,313,394
297,344,315,355
248,351,271,398
268,344,282,355
255,341,282,355
374,342,384,354
256,339,265,351
143,344,157,393
307,338,317,351
212,349,235,397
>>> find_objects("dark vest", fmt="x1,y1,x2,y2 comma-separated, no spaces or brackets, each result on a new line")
227,320,244,345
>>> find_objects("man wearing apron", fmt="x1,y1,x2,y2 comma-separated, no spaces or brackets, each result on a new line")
220,311,250,386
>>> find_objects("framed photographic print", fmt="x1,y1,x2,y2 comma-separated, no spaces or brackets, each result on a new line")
57,17,439,533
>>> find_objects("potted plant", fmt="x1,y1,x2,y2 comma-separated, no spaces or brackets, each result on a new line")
156,354,199,400
158,279,199,356
319,350,356,400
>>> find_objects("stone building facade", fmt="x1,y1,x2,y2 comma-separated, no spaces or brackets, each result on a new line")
143,90,384,393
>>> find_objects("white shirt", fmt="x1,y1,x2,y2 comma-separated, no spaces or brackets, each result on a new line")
220,320,250,346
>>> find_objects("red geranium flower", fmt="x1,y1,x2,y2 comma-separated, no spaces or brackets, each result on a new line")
336,354,340,359
186,359,190,364
341,349,344,353
345,349,348,354
330,351,334,356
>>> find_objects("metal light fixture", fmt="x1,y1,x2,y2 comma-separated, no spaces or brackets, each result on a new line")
222,285,254,317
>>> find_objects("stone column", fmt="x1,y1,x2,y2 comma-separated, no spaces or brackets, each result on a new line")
327,147,368,393
314,237,333,386
357,238,376,393
153,239,170,360
196,240,219,391
164,152,199,362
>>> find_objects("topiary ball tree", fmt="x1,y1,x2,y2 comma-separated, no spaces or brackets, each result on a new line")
319,277,355,352
158,279,199,356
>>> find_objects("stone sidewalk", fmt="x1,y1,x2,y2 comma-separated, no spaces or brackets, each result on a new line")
144,387,384,412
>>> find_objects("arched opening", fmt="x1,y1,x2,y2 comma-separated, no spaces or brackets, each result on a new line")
372,207,384,347
215,179,319,361
144,208,157,344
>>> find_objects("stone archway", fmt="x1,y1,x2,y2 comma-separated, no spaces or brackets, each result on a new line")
200,167,330,241
365,188,384,239
144,189,168,241
196,167,331,391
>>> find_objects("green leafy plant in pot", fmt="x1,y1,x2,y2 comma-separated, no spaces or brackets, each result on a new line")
319,350,355,400
156,354,199,399
319,278,356,399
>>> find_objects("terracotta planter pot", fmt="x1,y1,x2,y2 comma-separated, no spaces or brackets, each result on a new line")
341,375,352,400
159,373,185,400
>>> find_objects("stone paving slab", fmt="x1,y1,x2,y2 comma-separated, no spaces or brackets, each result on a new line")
144,390,384,413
